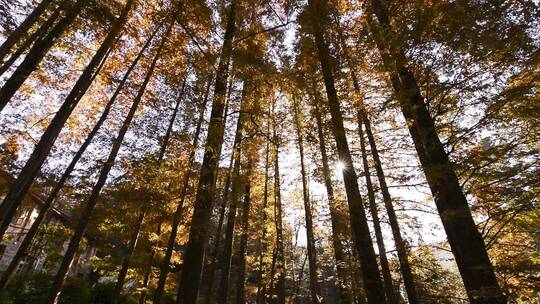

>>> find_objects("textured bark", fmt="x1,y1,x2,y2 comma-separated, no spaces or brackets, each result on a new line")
153,75,209,304
112,70,184,304
312,99,352,304
0,0,89,112
306,0,386,302
292,97,321,303
177,1,237,303
0,2,61,76
0,0,52,64
357,119,397,304
217,84,247,304
0,0,124,235
367,1,505,303
45,12,162,303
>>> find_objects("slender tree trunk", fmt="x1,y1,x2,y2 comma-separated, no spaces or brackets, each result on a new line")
0,0,128,236
235,159,253,304
312,99,352,304
0,0,52,64
177,1,238,303
292,96,321,303
272,102,286,304
203,76,234,304
0,21,161,289
357,118,397,304
358,107,418,304
112,71,184,304
366,1,505,303
153,74,210,304
306,0,386,302
45,16,162,304
217,84,247,304
0,3,61,76
256,109,272,304
0,0,89,111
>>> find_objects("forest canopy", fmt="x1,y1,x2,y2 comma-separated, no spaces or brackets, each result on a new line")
0,0,538,303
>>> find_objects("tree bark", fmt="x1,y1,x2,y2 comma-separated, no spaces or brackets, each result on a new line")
0,0,126,236
139,223,162,304
45,12,162,303
312,98,352,304
0,0,53,64
357,117,397,304
217,83,247,304
292,96,321,303
153,74,210,304
0,21,162,287
366,1,505,303
176,1,238,303
0,0,89,112
306,0,386,302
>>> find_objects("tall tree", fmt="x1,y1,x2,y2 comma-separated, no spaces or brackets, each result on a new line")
271,100,286,304
292,95,321,303
366,0,505,302
0,19,163,289
152,74,209,304
177,1,238,302
312,95,352,304
0,0,53,64
356,115,398,304
304,0,386,302
217,83,247,304
0,0,131,237
45,16,166,303
111,74,187,304
0,0,89,111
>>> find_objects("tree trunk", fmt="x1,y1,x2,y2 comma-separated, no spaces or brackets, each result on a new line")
0,0,52,64
306,0,386,302
366,1,505,303
45,13,162,303
153,74,210,304
312,98,352,304
217,83,247,304
358,107,418,304
235,159,253,304
356,117,397,304
177,1,238,303
0,21,162,286
112,70,185,304
272,101,286,304
0,2,61,77
0,0,89,112
203,76,234,304
292,96,321,303
256,108,272,304
0,0,127,236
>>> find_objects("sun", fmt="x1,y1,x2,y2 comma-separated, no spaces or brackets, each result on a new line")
335,161,346,176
